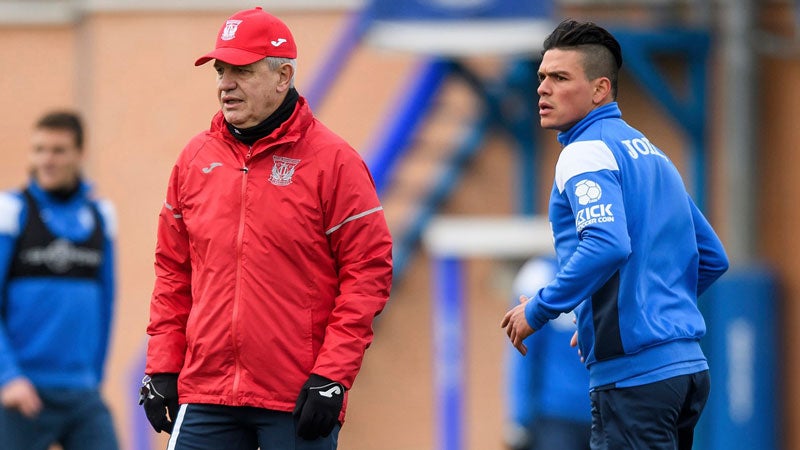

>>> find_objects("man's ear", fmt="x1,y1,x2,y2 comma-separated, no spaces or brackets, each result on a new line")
592,77,612,104
277,63,294,92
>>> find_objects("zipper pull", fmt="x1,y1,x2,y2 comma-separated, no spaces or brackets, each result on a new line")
241,145,253,174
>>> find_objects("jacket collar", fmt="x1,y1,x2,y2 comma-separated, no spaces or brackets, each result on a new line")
557,102,622,147
27,178,91,206
210,95,314,156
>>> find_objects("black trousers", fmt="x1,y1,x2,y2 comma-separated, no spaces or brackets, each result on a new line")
167,404,339,450
530,416,591,450
0,388,118,450
589,370,710,450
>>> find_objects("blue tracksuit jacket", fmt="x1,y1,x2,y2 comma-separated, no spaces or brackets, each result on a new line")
525,103,729,389
0,180,115,389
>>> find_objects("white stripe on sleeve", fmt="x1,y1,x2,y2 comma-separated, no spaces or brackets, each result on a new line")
0,192,23,236
326,206,384,235
555,140,619,193
164,200,182,220
96,199,117,239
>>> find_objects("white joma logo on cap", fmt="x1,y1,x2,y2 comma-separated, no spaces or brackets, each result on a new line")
271,38,287,47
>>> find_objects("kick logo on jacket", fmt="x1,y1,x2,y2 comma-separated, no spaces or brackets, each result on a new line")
574,179,602,205
573,179,614,232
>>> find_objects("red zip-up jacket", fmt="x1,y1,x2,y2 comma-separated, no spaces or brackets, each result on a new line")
146,97,392,418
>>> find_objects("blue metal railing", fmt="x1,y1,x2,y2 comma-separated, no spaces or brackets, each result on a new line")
365,59,451,196
304,10,371,111
391,59,541,279
392,114,492,278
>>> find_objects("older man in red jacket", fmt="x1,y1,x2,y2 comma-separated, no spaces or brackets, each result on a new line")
139,8,392,450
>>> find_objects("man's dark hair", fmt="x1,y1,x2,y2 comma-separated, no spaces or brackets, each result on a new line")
542,20,623,99
35,110,84,150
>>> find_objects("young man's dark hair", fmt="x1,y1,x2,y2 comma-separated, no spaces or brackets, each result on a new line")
542,20,623,99
35,111,84,150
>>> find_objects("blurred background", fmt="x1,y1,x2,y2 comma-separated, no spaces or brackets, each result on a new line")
0,0,796,449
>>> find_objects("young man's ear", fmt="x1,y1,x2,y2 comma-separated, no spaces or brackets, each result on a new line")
592,77,612,105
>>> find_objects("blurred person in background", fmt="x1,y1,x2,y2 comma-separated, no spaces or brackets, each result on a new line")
501,20,728,450
139,7,392,450
0,111,119,449
504,257,590,450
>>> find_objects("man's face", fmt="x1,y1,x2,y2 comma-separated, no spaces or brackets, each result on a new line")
215,59,286,129
537,48,598,132
30,128,82,191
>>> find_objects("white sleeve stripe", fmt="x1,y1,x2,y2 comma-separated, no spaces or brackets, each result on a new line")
0,192,23,235
96,199,118,239
555,140,619,193
326,206,383,235
164,200,183,219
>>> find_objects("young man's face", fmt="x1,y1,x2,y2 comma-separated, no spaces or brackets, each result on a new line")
214,59,290,129
30,127,83,191
537,48,600,132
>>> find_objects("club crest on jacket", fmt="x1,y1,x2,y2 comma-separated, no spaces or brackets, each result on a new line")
269,155,301,186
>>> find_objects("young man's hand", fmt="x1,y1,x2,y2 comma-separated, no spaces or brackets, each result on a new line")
501,295,536,355
293,374,345,440
1,377,42,418
139,373,179,433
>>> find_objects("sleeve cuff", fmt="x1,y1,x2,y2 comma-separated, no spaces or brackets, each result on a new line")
524,292,549,331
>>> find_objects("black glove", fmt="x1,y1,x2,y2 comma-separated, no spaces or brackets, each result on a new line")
138,373,179,434
292,374,345,440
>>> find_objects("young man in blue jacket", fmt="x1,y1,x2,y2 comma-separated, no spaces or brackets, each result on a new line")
0,111,118,449
501,20,729,450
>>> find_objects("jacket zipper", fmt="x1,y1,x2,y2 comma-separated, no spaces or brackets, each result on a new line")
231,146,252,401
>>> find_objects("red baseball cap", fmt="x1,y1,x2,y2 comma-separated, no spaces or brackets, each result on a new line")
195,7,297,66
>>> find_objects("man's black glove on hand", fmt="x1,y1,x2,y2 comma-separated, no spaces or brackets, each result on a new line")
293,374,345,440
138,373,179,434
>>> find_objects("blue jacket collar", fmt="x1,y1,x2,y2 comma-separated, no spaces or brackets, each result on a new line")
27,178,91,205
557,102,622,147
